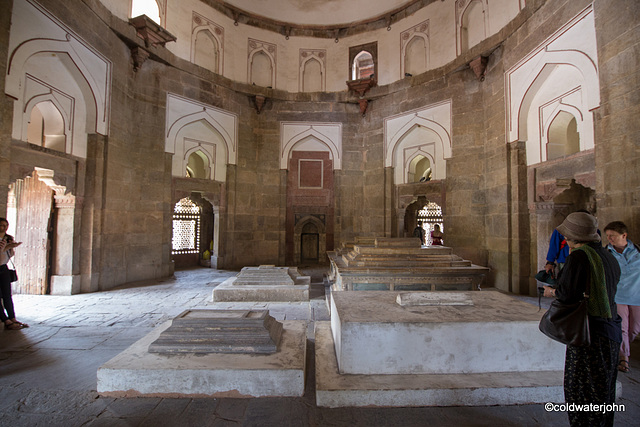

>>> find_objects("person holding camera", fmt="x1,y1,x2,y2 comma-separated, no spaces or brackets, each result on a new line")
0,217,27,330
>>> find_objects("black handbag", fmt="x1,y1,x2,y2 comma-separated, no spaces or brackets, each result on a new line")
8,259,18,283
539,289,590,347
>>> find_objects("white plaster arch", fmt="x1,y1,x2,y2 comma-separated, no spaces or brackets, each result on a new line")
393,127,444,184
384,101,452,167
280,122,342,170
22,92,72,149
183,144,213,180
506,5,599,149
165,93,238,163
405,149,435,182
7,37,111,137
540,103,584,162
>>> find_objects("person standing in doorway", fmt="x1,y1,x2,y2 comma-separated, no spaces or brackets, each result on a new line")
604,221,640,373
430,224,443,246
0,218,28,330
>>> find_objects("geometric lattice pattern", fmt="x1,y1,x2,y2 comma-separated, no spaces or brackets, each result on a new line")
172,198,201,254
417,201,443,246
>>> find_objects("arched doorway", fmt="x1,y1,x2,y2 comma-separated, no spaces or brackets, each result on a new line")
171,195,214,268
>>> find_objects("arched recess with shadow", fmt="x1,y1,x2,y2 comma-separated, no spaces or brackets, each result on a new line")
171,193,215,269
294,215,327,265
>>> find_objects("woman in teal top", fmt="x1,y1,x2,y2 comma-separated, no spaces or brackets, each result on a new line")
604,221,640,373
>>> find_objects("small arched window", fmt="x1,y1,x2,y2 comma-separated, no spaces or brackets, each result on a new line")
352,51,374,80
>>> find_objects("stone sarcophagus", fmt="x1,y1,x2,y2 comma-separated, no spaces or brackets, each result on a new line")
327,237,489,291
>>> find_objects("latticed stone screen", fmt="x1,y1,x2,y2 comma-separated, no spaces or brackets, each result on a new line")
417,201,443,246
172,198,201,254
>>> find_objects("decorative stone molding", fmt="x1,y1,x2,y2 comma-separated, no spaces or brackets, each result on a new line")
54,193,76,209
200,0,436,39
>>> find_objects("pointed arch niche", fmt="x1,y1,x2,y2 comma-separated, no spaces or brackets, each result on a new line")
384,101,452,185
6,0,111,159
456,0,488,55
505,5,599,166
281,122,340,264
191,12,223,74
400,21,429,78
165,93,238,182
248,39,276,88
299,49,326,92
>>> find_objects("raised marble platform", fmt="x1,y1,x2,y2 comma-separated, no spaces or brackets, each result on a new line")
316,289,570,407
97,313,307,397
213,265,310,302
330,290,565,375
327,237,489,292
315,321,565,408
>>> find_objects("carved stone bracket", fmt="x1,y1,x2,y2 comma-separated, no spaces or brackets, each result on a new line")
254,95,266,114
346,76,377,97
469,56,488,81
131,46,150,72
358,99,369,116
129,15,177,48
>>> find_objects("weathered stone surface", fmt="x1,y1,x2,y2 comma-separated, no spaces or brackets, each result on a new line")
328,238,489,291
148,310,283,354
212,265,310,302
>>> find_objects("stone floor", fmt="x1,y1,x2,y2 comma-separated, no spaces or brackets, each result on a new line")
0,266,638,426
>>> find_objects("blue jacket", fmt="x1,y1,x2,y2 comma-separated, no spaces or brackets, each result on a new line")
608,240,640,306
546,229,569,264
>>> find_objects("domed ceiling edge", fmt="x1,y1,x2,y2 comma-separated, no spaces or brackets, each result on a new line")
199,0,439,39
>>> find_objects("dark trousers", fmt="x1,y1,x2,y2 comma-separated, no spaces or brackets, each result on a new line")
564,335,619,427
0,265,16,322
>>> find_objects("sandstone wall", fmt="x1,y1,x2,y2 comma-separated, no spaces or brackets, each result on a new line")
1,0,638,294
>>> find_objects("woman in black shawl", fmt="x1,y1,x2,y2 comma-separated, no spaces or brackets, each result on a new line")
543,212,621,426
